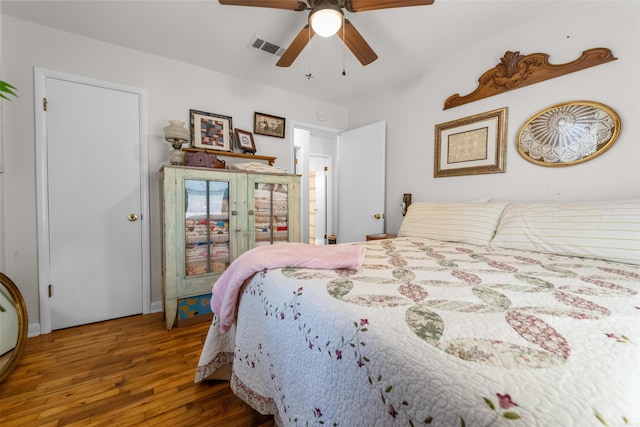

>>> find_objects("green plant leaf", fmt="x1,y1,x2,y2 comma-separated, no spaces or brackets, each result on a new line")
0,79,18,100
0,80,17,96
595,411,609,426
483,397,495,410
503,412,521,420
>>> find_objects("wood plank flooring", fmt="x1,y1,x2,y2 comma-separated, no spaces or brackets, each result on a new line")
0,313,275,427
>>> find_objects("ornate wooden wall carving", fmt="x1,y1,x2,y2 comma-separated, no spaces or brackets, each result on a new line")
443,48,617,110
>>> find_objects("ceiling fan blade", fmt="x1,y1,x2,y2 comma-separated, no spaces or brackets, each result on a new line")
276,25,315,67
219,0,307,11
347,0,434,12
337,19,378,66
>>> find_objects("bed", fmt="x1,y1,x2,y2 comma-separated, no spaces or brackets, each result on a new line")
195,200,640,426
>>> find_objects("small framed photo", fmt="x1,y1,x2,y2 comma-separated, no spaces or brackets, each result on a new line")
234,128,256,153
254,112,285,138
190,109,233,151
434,107,507,178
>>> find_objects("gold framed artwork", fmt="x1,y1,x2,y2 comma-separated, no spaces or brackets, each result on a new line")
190,109,233,152
434,107,508,177
517,100,621,167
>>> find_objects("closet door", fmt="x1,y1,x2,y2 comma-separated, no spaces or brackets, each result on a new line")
45,77,144,330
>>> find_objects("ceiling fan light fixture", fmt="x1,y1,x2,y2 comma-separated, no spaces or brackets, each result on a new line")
309,5,343,37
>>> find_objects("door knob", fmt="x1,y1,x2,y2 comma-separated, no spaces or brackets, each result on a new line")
374,213,382,220
128,213,138,222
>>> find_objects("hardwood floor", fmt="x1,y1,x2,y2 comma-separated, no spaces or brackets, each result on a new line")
0,313,275,427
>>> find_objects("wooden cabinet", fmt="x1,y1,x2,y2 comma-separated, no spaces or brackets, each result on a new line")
161,165,300,329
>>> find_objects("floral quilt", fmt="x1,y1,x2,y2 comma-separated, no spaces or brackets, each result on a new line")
195,237,640,426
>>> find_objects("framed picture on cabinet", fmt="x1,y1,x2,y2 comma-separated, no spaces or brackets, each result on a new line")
234,128,257,153
434,107,507,178
254,112,285,138
190,109,233,151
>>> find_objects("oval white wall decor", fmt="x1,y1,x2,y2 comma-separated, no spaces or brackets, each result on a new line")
517,101,621,167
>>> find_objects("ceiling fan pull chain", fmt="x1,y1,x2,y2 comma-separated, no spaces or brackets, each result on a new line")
341,14,347,76
306,24,314,79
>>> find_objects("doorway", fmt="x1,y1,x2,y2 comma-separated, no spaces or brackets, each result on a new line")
34,68,150,334
293,120,386,245
293,126,338,245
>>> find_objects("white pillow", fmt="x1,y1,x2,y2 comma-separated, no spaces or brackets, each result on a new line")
397,201,509,246
490,200,640,265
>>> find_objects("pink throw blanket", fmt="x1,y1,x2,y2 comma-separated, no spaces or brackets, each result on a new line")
211,242,366,333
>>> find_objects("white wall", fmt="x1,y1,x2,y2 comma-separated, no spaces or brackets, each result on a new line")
3,1,639,329
348,1,640,233
0,15,348,327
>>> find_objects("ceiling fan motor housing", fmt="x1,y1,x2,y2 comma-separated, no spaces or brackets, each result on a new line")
308,1,344,37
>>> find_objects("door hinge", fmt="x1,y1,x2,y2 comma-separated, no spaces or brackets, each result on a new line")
324,166,328,172
43,97,48,111
48,284,52,297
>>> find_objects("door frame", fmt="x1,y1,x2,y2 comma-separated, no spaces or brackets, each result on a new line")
34,67,150,335
291,121,340,245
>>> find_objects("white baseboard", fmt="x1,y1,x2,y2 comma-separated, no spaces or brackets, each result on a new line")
27,302,163,338
150,300,163,313
28,323,41,338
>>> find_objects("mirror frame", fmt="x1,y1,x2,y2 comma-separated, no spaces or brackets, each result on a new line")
0,272,28,383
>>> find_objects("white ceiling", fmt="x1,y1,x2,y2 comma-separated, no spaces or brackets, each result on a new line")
1,0,545,105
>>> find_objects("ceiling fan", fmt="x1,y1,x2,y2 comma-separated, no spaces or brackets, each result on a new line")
219,0,435,67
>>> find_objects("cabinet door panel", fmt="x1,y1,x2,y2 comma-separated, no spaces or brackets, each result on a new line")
253,182,290,246
248,174,300,248
184,179,230,276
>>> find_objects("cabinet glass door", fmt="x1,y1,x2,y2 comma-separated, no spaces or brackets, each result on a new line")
184,179,230,276
254,182,289,246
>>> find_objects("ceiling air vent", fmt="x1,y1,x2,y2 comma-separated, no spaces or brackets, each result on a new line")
249,35,285,57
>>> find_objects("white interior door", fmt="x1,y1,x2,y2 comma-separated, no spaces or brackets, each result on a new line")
39,75,146,330
337,121,386,243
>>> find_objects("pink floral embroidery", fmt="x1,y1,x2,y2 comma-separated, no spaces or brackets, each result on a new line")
606,333,631,343
497,393,518,409
484,393,521,420
360,318,369,326
388,404,398,417
335,349,342,360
